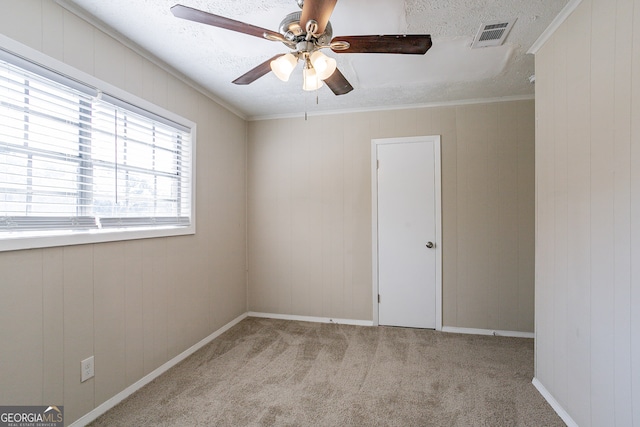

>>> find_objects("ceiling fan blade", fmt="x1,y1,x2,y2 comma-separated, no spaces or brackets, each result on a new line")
300,0,337,35
171,4,284,41
232,54,284,85
324,68,353,96
330,35,432,55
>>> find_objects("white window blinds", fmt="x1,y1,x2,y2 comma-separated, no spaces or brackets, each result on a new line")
0,50,192,236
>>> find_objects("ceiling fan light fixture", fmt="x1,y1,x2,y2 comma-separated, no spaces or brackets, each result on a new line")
270,53,298,82
302,64,323,91
310,51,337,80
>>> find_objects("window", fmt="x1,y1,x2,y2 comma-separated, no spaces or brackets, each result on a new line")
0,47,194,251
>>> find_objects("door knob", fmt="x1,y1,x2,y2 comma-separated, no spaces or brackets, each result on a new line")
426,242,434,249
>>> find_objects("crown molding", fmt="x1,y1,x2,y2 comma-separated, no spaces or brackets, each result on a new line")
249,94,535,121
528,0,582,54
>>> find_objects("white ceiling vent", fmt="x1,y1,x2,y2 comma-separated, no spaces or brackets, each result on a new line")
471,19,517,48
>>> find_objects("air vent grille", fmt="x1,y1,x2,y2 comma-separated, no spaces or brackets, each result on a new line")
471,19,516,48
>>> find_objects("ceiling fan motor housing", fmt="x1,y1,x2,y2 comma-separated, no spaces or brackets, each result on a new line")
279,11,333,49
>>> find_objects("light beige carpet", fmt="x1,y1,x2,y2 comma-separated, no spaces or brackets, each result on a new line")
89,317,564,426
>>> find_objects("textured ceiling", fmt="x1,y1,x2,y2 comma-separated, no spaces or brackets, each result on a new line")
59,0,568,119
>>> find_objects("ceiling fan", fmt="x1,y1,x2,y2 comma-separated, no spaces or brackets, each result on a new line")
170,0,432,95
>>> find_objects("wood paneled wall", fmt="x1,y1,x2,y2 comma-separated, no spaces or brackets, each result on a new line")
247,100,535,331
534,0,639,424
0,2,247,425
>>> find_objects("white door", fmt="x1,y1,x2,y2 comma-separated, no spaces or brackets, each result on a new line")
375,137,439,328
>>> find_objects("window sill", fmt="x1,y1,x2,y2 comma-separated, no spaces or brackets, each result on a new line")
0,224,195,252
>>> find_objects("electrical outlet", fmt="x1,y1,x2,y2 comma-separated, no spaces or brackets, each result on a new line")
81,356,94,382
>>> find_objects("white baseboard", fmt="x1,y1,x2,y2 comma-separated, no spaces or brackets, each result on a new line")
247,312,374,327
441,326,534,339
532,377,578,427
69,312,248,427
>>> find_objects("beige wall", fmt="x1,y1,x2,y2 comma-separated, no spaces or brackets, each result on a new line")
0,2,247,425
534,0,639,425
248,100,535,331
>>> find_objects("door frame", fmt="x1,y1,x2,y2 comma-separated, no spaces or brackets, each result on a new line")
371,135,442,330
